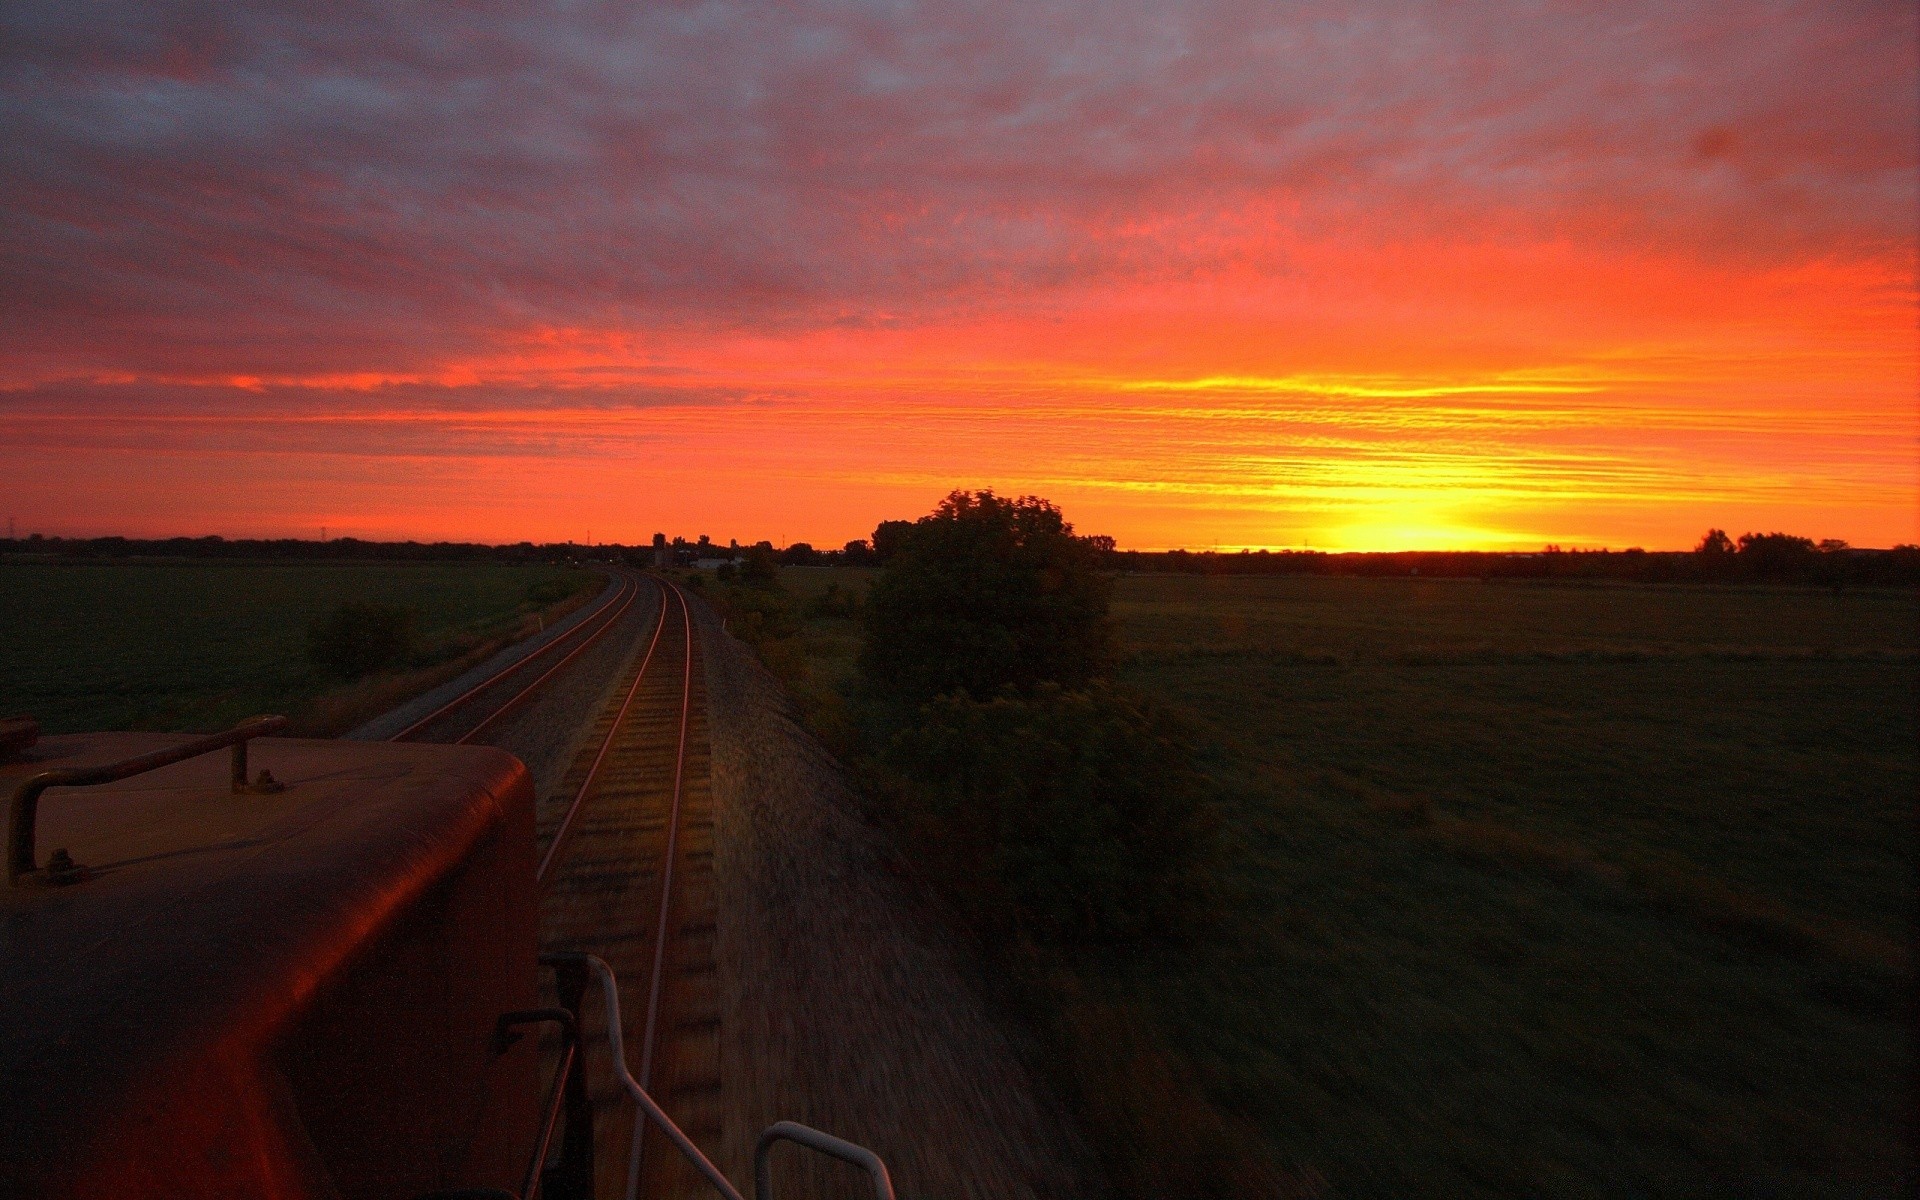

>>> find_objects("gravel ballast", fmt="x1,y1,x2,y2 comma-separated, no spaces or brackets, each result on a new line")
695,597,1102,1199
346,574,662,803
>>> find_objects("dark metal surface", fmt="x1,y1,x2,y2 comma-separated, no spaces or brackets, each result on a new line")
0,716,37,760
0,735,541,1199
7,713,286,884
548,956,599,1200
493,1008,581,1200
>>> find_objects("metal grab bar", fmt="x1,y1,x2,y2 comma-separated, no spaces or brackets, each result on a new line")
756,1122,897,1200
542,951,746,1200
493,1008,580,1200
7,714,288,885
538,952,897,1200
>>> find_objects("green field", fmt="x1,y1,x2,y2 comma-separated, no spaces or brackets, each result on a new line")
772,568,1915,1196
0,559,596,734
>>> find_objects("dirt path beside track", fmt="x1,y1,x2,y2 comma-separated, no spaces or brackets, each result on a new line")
694,598,1102,1200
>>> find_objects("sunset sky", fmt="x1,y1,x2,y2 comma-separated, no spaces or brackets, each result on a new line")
2,1,1913,550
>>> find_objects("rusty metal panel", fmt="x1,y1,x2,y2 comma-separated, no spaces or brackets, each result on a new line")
0,735,541,1199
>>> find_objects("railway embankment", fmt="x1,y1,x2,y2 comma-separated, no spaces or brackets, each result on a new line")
694,596,1102,1198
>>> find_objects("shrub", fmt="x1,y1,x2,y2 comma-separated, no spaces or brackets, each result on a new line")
860,490,1112,721
307,603,416,679
524,575,582,605
717,580,800,643
804,581,859,619
878,682,1221,944
741,545,781,586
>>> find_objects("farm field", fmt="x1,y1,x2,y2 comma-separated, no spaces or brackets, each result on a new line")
1114,574,1913,1196
772,567,1915,1196
0,558,596,735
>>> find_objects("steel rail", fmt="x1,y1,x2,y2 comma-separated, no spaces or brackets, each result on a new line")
626,579,695,1200
545,951,746,1200
542,952,897,1200
388,571,640,744
446,572,642,747
534,580,671,886
538,587,896,1200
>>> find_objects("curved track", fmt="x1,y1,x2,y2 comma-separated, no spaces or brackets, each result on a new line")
534,579,720,1200
372,567,716,1198
387,570,644,745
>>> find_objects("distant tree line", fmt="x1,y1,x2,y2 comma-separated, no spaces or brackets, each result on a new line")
1098,533,1919,587
0,534,603,564
13,527,1912,586
686,524,1920,588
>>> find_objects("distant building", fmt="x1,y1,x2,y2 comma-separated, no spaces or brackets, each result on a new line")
651,533,669,570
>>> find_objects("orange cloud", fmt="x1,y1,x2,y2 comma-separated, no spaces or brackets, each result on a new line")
0,1,1911,549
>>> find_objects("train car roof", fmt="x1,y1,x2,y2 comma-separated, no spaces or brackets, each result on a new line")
0,733,533,1194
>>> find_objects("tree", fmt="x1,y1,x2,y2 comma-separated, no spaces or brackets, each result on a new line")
1736,531,1817,578
740,543,780,586
1694,529,1735,555
859,490,1112,715
870,520,916,563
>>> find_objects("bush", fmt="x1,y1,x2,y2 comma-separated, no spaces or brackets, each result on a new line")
878,682,1221,944
860,490,1112,721
741,545,781,587
307,603,416,679
716,580,800,643
524,575,583,605
805,581,859,619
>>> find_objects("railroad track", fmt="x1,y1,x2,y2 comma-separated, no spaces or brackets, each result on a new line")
534,578,721,1200
386,570,644,745
371,564,722,1198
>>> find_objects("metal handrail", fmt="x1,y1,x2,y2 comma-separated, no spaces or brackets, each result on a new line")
542,951,746,1200
493,1008,581,1200
756,1122,897,1200
539,951,896,1200
7,714,288,885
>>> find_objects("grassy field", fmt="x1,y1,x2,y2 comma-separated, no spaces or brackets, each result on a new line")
0,558,597,735
767,567,1914,1196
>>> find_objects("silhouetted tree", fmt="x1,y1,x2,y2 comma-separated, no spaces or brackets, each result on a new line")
740,544,780,586
870,520,916,564
1695,528,1735,556
859,490,1112,715
1737,531,1817,578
